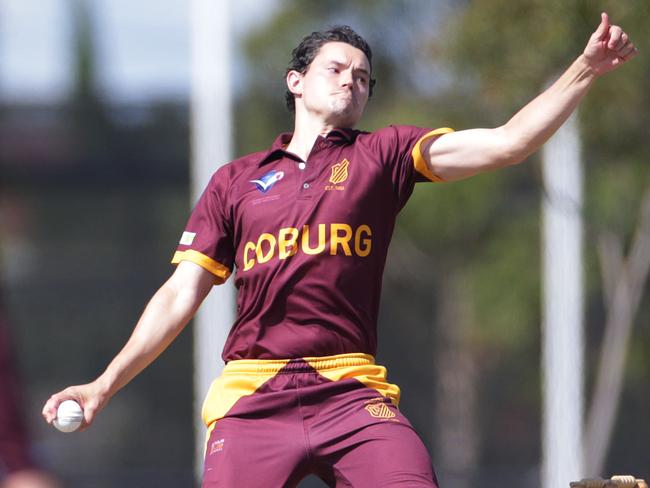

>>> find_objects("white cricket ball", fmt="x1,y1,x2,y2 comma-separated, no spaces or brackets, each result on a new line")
53,400,84,433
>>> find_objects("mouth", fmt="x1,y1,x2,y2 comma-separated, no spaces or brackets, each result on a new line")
331,92,354,105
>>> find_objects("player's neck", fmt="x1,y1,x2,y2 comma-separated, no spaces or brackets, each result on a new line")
285,111,341,162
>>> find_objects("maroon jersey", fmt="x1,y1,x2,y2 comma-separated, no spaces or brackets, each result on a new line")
173,125,452,361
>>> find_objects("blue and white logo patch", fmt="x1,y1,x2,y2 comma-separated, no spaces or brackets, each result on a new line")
250,170,284,193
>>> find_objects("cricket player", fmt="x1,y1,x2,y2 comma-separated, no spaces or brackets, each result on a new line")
43,13,637,487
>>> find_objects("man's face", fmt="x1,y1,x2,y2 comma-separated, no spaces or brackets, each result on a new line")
292,41,371,128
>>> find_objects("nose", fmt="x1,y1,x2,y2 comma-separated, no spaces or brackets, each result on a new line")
340,70,354,88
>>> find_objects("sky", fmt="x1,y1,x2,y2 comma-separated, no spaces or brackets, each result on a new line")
0,0,279,103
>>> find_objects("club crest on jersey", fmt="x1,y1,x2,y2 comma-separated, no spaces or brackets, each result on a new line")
325,159,349,191
329,159,349,184
250,170,284,193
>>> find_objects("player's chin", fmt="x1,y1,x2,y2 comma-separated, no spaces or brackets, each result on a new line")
327,103,363,127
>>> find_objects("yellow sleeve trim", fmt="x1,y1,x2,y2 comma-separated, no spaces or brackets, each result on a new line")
171,249,231,284
411,127,455,182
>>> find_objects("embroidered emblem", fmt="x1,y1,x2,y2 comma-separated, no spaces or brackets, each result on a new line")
329,159,349,184
250,170,284,193
364,402,396,419
209,438,225,455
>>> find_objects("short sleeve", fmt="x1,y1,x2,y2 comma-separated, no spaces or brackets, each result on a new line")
171,168,235,285
373,125,454,210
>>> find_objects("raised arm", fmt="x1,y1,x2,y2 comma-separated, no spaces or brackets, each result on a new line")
423,12,638,182
42,261,215,430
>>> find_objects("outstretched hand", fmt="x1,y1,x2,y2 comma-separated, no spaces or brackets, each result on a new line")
583,12,638,75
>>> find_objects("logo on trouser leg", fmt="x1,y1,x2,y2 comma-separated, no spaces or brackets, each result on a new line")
209,438,225,455
364,399,396,420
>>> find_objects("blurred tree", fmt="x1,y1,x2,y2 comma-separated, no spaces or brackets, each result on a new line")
67,0,115,168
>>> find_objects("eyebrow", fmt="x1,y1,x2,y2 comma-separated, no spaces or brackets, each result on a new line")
328,60,370,76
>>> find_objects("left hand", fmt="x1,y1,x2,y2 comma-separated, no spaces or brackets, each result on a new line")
583,12,638,75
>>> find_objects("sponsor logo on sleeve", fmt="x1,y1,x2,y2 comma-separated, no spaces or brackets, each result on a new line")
180,231,196,245
250,170,284,193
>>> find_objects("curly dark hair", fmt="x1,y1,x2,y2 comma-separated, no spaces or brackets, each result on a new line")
285,25,376,113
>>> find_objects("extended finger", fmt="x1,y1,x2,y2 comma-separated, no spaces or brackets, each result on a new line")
593,12,610,40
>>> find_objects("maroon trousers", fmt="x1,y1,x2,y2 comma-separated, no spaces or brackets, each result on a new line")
201,355,438,487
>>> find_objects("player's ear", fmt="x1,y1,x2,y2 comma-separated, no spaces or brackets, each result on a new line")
286,70,303,98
